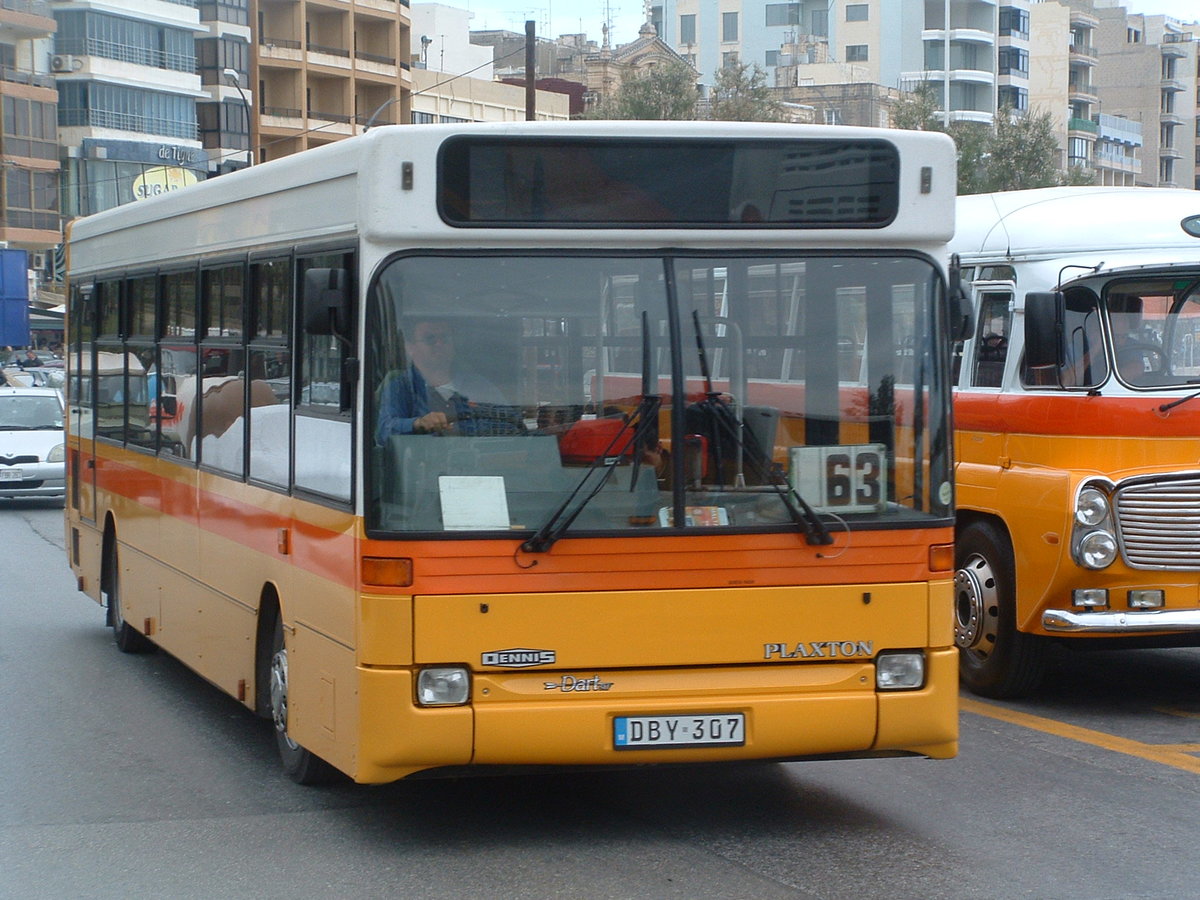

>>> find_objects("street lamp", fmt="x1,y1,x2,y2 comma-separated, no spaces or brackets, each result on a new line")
223,68,253,166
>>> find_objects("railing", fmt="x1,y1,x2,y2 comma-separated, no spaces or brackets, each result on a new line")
307,108,352,123
0,65,55,88
54,37,195,73
1068,116,1098,134
261,106,302,118
259,36,302,50
307,42,350,59
0,0,52,16
58,108,198,140
355,50,396,66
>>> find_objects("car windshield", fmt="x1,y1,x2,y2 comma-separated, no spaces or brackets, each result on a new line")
0,395,63,430
364,253,953,538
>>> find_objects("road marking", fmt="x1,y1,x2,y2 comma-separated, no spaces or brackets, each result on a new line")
960,697,1200,774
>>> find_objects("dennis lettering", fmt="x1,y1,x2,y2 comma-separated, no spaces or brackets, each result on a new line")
481,648,556,668
764,640,874,659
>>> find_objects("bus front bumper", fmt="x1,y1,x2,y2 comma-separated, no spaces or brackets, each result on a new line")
1043,608,1200,633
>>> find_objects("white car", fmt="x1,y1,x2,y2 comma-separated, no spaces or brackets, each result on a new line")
0,385,66,503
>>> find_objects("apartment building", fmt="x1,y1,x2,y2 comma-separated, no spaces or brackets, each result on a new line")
656,0,999,124
256,0,411,160
0,0,59,257
1094,5,1198,188
51,0,208,218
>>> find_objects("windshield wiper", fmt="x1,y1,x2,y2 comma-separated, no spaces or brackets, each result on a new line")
522,313,661,554
1159,388,1200,415
690,311,832,546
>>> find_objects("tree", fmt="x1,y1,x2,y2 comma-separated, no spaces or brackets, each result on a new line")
708,62,786,122
589,61,698,120
892,88,1096,193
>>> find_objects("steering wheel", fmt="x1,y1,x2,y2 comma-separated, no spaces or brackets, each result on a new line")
1116,342,1166,378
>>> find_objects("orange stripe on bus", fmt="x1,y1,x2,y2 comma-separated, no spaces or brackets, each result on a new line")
955,391,1200,437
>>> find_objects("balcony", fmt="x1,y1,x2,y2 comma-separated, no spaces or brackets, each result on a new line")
1160,111,1185,127
1068,116,1098,135
1160,145,1183,160
1069,44,1097,64
922,28,995,46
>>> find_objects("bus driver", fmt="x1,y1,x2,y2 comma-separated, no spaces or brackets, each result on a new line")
375,319,507,443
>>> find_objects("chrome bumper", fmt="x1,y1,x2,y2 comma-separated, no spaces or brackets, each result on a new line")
1043,608,1200,634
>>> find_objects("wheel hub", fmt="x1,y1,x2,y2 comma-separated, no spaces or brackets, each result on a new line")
954,552,999,656
269,647,299,750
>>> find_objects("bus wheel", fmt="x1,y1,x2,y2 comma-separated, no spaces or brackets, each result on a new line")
268,616,337,785
954,522,1047,699
104,541,154,654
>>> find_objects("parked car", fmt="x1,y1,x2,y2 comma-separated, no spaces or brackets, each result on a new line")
0,385,66,504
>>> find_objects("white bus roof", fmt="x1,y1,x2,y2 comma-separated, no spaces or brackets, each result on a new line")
68,121,957,275
953,186,1200,262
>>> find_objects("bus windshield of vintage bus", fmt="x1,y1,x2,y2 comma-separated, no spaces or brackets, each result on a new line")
1103,277,1200,388
366,253,951,538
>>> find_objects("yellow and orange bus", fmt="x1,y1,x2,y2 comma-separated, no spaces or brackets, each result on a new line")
65,122,960,783
953,186,1200,697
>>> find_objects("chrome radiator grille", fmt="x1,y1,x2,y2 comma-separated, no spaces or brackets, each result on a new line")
1115,477,1200,570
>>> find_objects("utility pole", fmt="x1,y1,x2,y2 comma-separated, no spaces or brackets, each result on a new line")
525,20,536,120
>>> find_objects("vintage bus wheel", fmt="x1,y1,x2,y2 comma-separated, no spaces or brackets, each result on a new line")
268,616,336,785
954,522,1047,698
104,541,154,654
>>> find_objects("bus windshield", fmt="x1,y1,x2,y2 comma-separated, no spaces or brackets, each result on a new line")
1105,276,1200,388
366,252,951,537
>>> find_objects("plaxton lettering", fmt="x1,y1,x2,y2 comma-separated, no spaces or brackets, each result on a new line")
544,675,613,692
480,648,556,668
763,640,875,659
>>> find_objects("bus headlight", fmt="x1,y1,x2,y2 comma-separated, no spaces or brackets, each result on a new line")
876,651,925,690
1076,530,1118,569
416,667,470,706
1075,487,1110,526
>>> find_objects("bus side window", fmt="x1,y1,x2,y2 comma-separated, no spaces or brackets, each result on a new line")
970,290,1012,388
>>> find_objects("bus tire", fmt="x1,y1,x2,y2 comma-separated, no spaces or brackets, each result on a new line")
268,615,337,785
954,521,1047,698
104,540,154,654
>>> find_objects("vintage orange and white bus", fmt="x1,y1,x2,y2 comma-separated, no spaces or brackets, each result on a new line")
952,186,1200,698
64,122,961,783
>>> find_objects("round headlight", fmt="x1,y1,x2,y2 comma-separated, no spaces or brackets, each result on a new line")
1075,487,1109,527
1078,530,1118,569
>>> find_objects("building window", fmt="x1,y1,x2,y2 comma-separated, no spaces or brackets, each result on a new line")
722,12,738,42
846,45,869,62
680,14,696,45
722,51,740,69
411,111,435,124
57,82,198,141
197,0,250,27
197,36,249,86
765,3,800,27
999,47,1028,76
1128,28,1141,43
1068,137,1090,168
1162,90,1175,114
1160,157,1175,184
999,7,1029,38
54,10,196,73
2,96,58,161
3,167,60,231
998,86,1028,111
765,50,779,67
846,4,868,22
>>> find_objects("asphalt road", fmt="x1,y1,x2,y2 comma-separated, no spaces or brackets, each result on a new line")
3,498,1200,899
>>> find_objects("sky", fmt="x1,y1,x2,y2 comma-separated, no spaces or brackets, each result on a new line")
459,0,649,45
456,0,1200,47
1118,1,1200,22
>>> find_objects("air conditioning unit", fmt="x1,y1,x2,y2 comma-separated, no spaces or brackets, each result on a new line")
50,55,82,73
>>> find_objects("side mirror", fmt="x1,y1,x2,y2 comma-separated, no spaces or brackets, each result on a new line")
303,268,350,336
947,255,974,342
1024,291,1065,369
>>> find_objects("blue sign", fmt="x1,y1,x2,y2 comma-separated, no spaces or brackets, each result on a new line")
0,248,29,347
